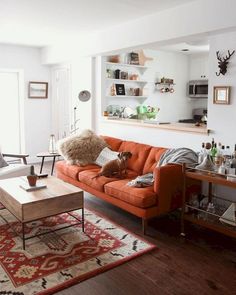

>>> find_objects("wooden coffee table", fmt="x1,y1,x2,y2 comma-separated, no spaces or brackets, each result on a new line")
0,176,84,250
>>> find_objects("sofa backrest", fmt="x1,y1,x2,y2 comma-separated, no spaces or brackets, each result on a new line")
142,147,167,174
101,136,123,151
118,140,152,174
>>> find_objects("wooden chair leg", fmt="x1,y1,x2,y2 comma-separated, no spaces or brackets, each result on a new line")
142,218,148,235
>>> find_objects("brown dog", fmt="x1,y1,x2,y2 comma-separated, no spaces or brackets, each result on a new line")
93,151,132,178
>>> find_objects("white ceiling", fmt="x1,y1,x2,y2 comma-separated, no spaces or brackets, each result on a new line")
155,41,210,55
0,0,196,47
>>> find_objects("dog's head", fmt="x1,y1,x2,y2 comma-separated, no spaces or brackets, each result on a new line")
118,151,132,161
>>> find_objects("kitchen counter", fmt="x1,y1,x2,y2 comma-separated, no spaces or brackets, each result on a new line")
101,117,209,135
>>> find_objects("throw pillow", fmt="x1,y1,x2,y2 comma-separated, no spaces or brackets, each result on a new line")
58,129,109,166
0,153,8,168
95,147,119,167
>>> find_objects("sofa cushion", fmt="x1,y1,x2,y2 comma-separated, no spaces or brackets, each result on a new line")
104,179,157,208
56,160,99,180
143,147,167,174
0,164,31,180
101,136,123,151
79,169,138,192
118,141,152,174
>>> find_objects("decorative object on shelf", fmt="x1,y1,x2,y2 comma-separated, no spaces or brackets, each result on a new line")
106,69,113,78
216,50,235,76
49,134,57,154
129,74,139,80
115,84,125,95
136,105,159,120
134,88,140,96
122,106,136,118
108,55,120,63
160,77,174,84
127,87,135,96
138,49,153,66
142,87,149,96
106,105,122,116
155,77,175,93
128,52,139,65
213,86,230,104
103,111,108,116
27,165,38,187
110,83,116,96
219,202,236,226
28,81,48,99
160,87,174,93
120,71,128,80
114,69,121,79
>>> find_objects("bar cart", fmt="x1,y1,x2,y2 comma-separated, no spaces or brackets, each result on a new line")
181,163,236,238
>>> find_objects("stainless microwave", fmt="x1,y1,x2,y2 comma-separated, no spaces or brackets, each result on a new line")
187,80,208,98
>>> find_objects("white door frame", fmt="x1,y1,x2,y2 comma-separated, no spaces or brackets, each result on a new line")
51,64,72,139
0,68,25,153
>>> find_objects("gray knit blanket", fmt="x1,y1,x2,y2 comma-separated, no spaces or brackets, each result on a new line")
127,173,154,188
157,148,198,167
126,148,197,188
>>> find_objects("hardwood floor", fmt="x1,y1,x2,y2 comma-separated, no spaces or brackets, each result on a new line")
35,162,236,295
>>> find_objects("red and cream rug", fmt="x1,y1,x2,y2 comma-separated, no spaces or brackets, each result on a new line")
0,208,156,294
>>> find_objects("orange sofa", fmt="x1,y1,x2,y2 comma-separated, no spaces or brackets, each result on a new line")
56,136,187,233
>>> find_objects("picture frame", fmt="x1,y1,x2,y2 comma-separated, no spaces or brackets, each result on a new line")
28,81,48,98
213,86,230,104
115,84,125,95
129,52,139,65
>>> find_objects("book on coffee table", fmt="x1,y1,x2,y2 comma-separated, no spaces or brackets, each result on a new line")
19,183,47,192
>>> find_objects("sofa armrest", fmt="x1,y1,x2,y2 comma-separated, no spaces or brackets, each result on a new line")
153,164,183,214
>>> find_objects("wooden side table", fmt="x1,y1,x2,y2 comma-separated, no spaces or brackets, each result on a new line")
181,163,236,239
37,152,61,175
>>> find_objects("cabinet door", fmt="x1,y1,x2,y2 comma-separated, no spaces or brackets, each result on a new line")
189,55,209,80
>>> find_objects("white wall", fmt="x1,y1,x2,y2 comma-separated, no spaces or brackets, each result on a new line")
70,57,93,132
208,31,236,149
0,44,51,162
143,49,192,122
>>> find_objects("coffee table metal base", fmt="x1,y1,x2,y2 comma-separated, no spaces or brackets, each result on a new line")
1,207,84,250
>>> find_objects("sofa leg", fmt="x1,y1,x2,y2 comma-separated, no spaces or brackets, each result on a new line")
142,218,148,235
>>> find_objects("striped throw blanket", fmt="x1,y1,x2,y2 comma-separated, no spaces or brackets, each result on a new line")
157,148,198,167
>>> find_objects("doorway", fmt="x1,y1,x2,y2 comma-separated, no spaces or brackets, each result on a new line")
51,66,71,140
0,69,24,153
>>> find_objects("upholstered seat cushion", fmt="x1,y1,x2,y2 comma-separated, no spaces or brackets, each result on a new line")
104,179,157,208
79,169,138,192
0,164,31,180
56,160,99,180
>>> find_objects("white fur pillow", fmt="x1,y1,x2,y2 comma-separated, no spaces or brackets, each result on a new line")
95,147,119,167
58,129,108,166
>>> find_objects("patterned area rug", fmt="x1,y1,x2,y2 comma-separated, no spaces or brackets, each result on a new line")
0,208,156,294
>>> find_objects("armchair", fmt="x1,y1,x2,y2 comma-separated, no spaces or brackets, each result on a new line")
0,153,31,180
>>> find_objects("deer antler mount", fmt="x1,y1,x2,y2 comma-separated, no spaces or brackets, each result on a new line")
216,50,235,76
